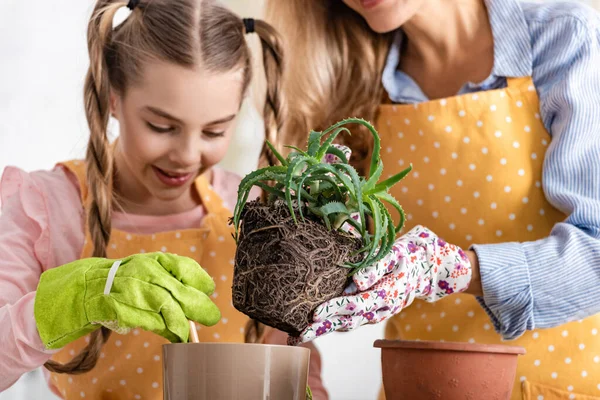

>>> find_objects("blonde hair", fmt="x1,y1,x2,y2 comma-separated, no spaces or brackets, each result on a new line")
265,0,392,174
44,0,285,375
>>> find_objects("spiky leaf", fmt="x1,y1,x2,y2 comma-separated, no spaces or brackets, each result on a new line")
367,165,413,195
375,191,406,233
316,127,351,161
265,140,287,166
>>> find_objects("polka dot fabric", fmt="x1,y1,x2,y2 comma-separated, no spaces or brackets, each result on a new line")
376,78,600,400
49,161,249,399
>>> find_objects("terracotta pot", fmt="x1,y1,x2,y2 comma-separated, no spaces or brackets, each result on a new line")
163,343,310,400
374,340,526,400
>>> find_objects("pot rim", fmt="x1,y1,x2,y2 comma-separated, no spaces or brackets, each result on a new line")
374,339,526,355
162,342,310,352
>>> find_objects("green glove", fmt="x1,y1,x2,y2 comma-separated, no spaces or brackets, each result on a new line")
34,252,221,349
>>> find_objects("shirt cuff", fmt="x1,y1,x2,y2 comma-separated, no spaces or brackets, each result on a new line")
470,242,535,340
12,292,60,354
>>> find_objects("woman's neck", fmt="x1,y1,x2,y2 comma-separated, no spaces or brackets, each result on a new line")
399,0,494,99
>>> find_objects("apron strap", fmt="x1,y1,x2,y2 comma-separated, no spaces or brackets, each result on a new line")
506,76,535,92
57,160,89,203
193,173,232,217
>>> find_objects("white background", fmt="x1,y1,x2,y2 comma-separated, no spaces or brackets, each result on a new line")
1,0,599,399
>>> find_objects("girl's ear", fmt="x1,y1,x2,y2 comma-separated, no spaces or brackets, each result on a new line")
109,89,120,118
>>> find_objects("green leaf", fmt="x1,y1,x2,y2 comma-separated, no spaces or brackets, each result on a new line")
285,156,313,223
233,166,287,229
333,213,362,232
324,145,349,165
316,127,351,161
310,164,356,199
359,196,383,267
363,160,383,193
304,174,345,199
308,205,323,217
296,167,322,222
255,182,285,200
265,140,287,166
284,145,309,158
375,191,406,233
319,201,351,217
362,199,395,267
321,118,381,181
307,130,322,156
367,164,413,195
331,163,365,237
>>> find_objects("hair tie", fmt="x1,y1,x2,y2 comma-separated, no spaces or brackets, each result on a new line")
127,0,140,10
243,18,255,34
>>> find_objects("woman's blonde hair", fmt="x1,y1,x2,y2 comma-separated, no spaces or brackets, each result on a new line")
44,0,285,375
265,0,393,174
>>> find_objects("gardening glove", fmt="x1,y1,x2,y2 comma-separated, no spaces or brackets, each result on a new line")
34,252,220,349
289,225,472,344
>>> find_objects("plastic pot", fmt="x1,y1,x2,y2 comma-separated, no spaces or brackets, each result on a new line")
374,339,526,400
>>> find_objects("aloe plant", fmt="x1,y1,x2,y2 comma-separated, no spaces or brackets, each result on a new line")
232,118,412,271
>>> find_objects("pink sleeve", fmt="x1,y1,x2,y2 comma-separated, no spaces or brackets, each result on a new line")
0,166,84,391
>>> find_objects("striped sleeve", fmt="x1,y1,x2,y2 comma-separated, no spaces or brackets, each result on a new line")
472,17,600,340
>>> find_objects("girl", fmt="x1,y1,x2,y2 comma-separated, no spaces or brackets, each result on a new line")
268,0,600,399
0,0,326,398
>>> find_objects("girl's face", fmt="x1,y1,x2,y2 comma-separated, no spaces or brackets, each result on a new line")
342,0,426,33
111,60,243,207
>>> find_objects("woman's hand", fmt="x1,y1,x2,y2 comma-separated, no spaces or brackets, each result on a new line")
289,226,472,344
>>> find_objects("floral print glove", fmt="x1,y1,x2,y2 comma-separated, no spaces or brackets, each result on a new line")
289,225,472,344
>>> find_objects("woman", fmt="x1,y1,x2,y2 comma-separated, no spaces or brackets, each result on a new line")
267,0,600,398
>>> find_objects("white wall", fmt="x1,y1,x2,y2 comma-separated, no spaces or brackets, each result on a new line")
1,0,599,399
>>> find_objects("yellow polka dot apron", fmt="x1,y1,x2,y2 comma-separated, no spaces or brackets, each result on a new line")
376,77,600,400
47,161,249,399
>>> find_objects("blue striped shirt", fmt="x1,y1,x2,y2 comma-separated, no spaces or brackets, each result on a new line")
382,0,600,340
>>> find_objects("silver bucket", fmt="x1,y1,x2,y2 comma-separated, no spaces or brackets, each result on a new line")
163,343,310,400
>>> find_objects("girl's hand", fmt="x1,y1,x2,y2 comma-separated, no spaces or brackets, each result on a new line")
34,252,220,349
289,226,472,344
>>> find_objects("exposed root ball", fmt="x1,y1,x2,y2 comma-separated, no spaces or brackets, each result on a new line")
232,200,363,336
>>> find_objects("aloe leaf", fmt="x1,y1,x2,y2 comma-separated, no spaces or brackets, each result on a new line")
295,167,320,222
307,130,322,156
320,118,381,181
316,127,351,161
304,174,344,199
363,160,383,193
309,164,356,199
285,156,313,223
375,191,406,233
255,182,286,200
331,163,365,237
333,213,362,232
284,145,309,158
359,196,383,267
265,140,287,166
233,166,287,228
324,145,349,165
319,201,351,217
367,164,413,195
362,199,395,267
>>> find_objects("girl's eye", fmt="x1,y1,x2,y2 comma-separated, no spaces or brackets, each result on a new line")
203,131,225,139
146,122,174,133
